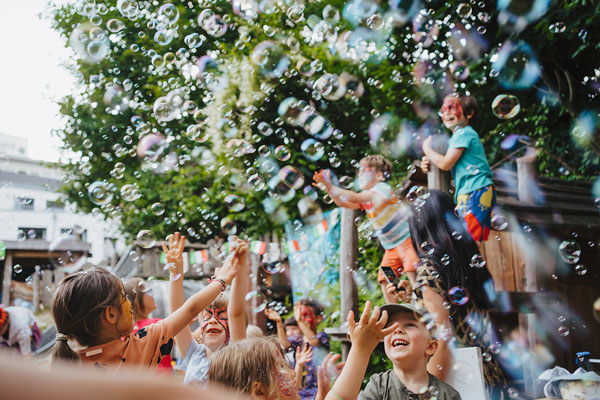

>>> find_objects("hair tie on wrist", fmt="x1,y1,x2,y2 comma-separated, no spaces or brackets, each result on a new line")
56,333,69,341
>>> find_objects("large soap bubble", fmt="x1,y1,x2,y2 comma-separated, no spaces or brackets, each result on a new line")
250,41,290,79
492,41,541,90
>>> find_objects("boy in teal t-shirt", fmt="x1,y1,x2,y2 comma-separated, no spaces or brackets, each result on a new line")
421,94,495,242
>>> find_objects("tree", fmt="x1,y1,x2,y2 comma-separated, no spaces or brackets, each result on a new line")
49,0,599,247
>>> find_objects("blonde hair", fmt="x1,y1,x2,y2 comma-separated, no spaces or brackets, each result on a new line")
360,154,392,178
208,337,282,398
246,324,264,338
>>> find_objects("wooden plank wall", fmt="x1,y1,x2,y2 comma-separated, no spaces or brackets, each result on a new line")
478,230,525,292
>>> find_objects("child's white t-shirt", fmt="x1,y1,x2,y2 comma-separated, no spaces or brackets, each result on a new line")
180,340,211,384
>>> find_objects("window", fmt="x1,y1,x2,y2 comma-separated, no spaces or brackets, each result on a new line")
14,196,34,210
18,227,46,240
60,228,87,242
46,200,64,210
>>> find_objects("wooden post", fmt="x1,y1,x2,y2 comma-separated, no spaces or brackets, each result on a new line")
339,208,359,360
41,269,53,306
32,272,40,313
2,252,13,306
516,150,542,398
427,134,451,193
517,149,539,205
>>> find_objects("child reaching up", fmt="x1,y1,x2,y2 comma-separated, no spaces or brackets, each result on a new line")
320,302,461,400
50,232,241,370
421,93,495,242
313,155,419,291
167,233,249,384
358,303,461,400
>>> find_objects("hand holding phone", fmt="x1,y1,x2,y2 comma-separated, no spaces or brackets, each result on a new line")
380,266,399,286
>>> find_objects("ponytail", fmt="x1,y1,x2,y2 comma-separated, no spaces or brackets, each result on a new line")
51,338,79,363
50,268,123,363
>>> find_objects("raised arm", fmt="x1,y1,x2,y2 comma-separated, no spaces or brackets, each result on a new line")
164,233,193,357
312,170,367,209
163,234,240,356
421,288,453,381
293,303,321,347
228,239,250,342
264,308,290,349
422,136,463,171
324,302,399,400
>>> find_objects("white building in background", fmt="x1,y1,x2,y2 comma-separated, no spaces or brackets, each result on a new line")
0,133,121,267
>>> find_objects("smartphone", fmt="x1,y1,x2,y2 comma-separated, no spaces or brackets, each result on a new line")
379,266,399,286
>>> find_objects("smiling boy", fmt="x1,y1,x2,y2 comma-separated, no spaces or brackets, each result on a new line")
313,155,419,296
359,303,461,400
421,94,495,242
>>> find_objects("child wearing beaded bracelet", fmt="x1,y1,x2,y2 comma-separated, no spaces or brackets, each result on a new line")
166,233,249,384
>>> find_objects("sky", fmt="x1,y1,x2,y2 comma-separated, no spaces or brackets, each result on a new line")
0,0,76,162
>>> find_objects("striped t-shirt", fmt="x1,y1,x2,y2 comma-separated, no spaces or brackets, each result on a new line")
360,182,411,249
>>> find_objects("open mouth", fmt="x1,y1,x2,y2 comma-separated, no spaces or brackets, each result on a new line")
392,338,408,347
206,328,222,334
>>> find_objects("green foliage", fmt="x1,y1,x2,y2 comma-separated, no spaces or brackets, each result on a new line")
49,0,599,241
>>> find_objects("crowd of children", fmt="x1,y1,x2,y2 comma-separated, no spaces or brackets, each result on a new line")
0,93,516,400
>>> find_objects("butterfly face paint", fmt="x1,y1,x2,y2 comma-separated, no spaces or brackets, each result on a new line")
200,306,229,345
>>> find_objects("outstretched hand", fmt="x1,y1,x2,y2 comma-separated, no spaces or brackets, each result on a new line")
264,308,282,323
385,280,413,303
316,353,345,400
347,301,399,354
214,237,246,285
312,169,332,190
295,343,313,367
162,232,186,278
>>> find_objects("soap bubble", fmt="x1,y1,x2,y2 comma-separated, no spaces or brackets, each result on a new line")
278,97,311,127
412,12,439,48
279,166,304,190
301,138,325,161
449,61,470,80
250,41,290,79
225,194,245,212
137,230,156,248
368,114,412,158
13,264,23,274
441,254,450,265
451,231,463,241
245,291,267,312
491,213,508,230
492,41,541,90
49,234,87,271
448,286,469,306
558,326,570,337
491,94,520,119
456,3,472,18
158,3,179,24
574,264,587,275
303,113,334,140
558,240,581,264
150,202,165,216
274,145,291,161
204,14,228,37
263,261,285,274
470,254,486,268
137,134,167,160
221,217,237,235
257,121,274,136
103,84,129,113
88,181,113,205
106,19,125,32
420,241,434,255
121,184,141,202
497,0,550,31
232,0,259,19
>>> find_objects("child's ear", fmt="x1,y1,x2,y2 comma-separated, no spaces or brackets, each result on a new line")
104,306,119,325
250,381,268,399
425,338,438,357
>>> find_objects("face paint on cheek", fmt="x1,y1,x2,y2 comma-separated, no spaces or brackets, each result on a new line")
300,306,315,327
278,370,296,397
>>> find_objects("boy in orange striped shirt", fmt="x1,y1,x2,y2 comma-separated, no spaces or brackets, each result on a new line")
313,155,418,303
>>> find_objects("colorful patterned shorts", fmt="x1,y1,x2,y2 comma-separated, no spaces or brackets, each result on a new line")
456,185,496,242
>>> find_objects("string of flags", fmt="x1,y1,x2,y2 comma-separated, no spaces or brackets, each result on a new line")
158,212,339,264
